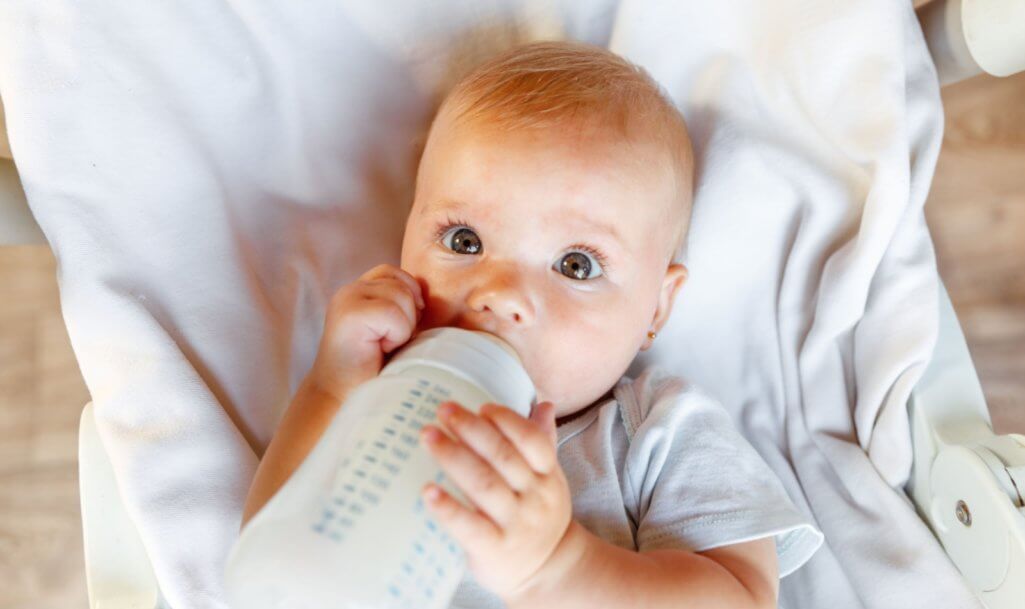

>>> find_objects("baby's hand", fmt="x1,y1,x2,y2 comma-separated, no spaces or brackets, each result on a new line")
308,264,424,401
420,400,573,603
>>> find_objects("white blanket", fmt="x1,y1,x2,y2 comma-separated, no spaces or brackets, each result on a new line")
0,1,984,607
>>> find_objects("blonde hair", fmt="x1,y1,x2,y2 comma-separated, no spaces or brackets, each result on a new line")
433,40,694,263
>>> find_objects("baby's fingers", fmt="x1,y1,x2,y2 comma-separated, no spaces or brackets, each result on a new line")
422,483,501,552
360,280,420,334
436,402,536,493
359,296,417,353
480,403,559,475
362,264,425,309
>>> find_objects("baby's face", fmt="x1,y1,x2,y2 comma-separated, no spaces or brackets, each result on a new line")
400,115,687,418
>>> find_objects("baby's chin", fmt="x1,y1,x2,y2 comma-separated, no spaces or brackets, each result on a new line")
537,377,620,419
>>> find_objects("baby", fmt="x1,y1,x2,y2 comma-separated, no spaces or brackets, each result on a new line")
242,41,819,608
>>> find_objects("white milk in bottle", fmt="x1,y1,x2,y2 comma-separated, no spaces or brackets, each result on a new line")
225,327,535,609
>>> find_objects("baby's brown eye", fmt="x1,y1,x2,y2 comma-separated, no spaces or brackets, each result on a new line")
556,251,601,280
443,227,482,255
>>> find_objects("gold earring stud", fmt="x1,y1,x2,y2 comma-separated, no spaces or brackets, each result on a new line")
647,330,657,340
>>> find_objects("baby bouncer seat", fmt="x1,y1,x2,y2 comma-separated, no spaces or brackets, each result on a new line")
0,1,1023,608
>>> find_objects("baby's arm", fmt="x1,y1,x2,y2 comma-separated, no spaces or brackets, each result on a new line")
240,264,425,527
241,377,353,526
510,526,778,609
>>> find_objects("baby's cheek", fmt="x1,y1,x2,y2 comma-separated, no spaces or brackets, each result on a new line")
416,288,461,332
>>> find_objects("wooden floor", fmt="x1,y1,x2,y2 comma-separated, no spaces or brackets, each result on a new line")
0,247,91,608
1,73,1023,609
927,73,1025,435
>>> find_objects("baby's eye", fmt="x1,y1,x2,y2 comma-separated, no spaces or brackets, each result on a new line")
555,251,604,281
440,226,482,255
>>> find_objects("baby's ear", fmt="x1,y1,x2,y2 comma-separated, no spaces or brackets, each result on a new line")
649,263,688,335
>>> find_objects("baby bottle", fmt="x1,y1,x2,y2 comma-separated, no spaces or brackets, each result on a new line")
224,327,535,609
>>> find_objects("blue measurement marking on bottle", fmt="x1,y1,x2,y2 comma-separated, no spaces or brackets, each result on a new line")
393,413,407,422
410,390,422,397
383,428,396,436
417,378,429,387
401,401,414,409
354,469,367,478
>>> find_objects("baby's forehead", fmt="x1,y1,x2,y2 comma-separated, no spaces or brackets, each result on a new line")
430,112,679,197
443,112,676,182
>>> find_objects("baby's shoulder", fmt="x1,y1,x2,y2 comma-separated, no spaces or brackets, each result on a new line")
613,366,727,441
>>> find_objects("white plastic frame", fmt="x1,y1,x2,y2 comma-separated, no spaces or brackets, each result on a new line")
78,402,162,609
917,0,1025,85
906,283,1025,609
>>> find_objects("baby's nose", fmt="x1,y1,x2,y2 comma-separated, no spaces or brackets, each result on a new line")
466,264,536,326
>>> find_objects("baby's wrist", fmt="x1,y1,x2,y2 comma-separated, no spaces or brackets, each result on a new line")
303,366,362,405
503,520,592,608
307,348,386,399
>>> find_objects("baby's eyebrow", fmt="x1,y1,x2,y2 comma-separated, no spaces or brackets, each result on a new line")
420,198,624,249
570,214,623,248
418,198,467,218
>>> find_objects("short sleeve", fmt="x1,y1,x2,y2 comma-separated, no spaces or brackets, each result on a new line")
616,367,823,578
